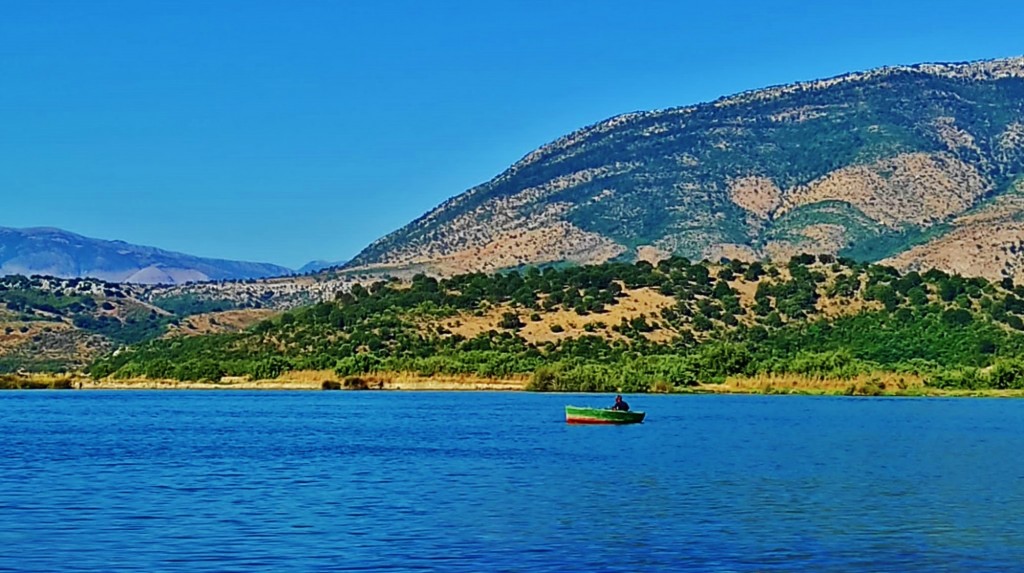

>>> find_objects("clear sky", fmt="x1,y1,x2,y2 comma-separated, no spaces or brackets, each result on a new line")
2,0,1022,268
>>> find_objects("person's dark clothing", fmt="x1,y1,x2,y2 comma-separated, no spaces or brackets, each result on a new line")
610,398,630,411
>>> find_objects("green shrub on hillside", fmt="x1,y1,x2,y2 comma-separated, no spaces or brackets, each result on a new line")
82,258,1024,391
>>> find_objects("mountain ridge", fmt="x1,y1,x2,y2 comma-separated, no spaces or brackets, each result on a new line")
298,259,350,274
0,226,293,284
344,56,1024,281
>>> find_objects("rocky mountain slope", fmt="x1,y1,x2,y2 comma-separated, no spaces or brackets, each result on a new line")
345,57,1024,282
0,227,293,284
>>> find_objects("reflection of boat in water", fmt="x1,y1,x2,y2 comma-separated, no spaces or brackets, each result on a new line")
565,406,646,425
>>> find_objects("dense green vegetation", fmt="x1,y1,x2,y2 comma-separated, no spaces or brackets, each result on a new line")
152,294,238,316
88,256,1024,392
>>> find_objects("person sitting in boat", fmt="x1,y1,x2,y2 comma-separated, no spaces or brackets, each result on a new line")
610,395,630,411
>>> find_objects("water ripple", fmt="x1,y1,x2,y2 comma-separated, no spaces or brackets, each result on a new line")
2,392,1024,571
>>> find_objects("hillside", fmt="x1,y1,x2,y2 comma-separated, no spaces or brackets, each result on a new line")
0,227,292,284
90,256,1024,392
345,57,1024,282
0,275,288,372
0,265,395,372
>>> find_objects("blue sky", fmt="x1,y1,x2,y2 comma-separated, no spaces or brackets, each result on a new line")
2,0,1022,268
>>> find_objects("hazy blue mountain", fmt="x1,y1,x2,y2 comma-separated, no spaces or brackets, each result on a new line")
298,259,349,274
0,227,292,284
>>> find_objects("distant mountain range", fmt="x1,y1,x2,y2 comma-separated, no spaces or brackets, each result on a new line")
298,259,349,274
0,227,293,284
345,56,1024,283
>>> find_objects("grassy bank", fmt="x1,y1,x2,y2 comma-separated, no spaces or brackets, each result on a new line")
64,370,530,391
6,369,1024,397
0,373,85,390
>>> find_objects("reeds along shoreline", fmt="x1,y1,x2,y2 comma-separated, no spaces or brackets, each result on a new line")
3,371,1024,397
0,371,529,391
0,374,79,390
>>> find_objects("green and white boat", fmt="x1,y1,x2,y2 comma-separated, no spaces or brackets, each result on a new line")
565,405,646,425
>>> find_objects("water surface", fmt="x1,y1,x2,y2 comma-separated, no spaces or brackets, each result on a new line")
2,391,1023,571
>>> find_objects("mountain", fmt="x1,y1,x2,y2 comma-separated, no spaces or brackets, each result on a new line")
0,227,293,284
298,259,349,274
345,57,1024,282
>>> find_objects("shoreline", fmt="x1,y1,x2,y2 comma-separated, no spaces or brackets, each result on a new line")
0,372,529,392
3,372,1024,397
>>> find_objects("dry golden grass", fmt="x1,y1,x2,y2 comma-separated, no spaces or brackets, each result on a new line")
635,245,671,265
45,371,1024,397
418,263,884,346
81,378,322,390
779,152,987,227
884,221,1024,283
816,272,881,318
726,276,758,307
0,320,110,369
166,309,278,337
429,287,679,344
363,163,638,273
82,370,529,391
816,296,881,318
343,372,528,391
0,372,88,389
273,369,339,383
0,321,71,350
729,175,782,219
424,222,627,275
709,372,927,395
884,186,1024,283
702,243,761,263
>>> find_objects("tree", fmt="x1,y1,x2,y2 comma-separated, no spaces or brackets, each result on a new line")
335,353,382,376
791,253,817,266
938,280,960,302
941,308,973,328
743,262,765,281
251,356,292,380
865,284,899,312
687,265,710,285
498,312,524,330
712,280,734,299
907,287,929,307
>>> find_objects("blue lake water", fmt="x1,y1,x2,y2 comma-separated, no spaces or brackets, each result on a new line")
2,391,1024,572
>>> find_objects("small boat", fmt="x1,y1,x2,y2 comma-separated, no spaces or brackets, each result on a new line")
565,405,646,425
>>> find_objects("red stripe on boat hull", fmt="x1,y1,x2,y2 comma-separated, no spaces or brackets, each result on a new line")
566,417,633,425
